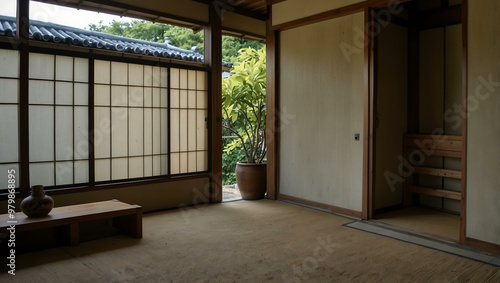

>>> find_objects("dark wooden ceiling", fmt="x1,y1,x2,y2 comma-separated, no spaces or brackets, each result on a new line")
229,0,268,15
32,0,272,39
217,0,288,18
196,0,270,20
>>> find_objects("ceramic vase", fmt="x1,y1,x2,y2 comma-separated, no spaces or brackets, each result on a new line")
20,185,54,218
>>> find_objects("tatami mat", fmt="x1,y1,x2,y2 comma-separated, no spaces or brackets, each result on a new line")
345,220,500,267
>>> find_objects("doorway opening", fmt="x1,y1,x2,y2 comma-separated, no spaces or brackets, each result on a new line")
221,37,265,202
370,0,465,243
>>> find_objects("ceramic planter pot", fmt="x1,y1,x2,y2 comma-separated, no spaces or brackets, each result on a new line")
235,162,267,200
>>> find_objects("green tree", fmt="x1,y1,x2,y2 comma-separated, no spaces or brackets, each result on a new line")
222,36,264,63
222,47,267,164
164,26,204,54
87,20,263,63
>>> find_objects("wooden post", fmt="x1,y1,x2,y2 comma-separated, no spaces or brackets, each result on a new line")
17,0,30,196
459,0,468,246
205,3,223,203
407,1,420,134
406,1,420,207
363,8,374,220
266,6,278,200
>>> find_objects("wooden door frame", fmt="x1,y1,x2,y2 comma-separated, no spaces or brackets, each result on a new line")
459,0,468,245
363,7,376,220
363,0,468,245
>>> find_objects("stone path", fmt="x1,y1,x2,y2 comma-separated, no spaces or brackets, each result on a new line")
223,185,242,201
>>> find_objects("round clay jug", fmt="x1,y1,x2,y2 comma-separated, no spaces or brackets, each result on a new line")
20,185,54,218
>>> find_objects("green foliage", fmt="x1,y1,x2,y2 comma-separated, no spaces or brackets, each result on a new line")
87,20,263,63
88,20,168,42
222,47,266,164
222,37,264,64
165,27,204,54
222,137,246,185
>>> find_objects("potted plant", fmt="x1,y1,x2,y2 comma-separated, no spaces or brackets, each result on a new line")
222,47,266,200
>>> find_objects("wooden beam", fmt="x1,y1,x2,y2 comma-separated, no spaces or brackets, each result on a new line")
88,55,96,186
267,0,286,5
279,194,363,219
18,0,30,196
193,0,268,21
465,237,500,256
205,4,223,203
404,134,463,152
407,0,419,133
34,0,208,27
271,0,411,31
414,167,462,179
407,186,461,201
418,4,462,30
364,8,374,220
460,0,468,245
265,5,278,200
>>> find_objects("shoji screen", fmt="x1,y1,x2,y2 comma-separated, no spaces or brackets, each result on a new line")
0,49,20,191
28,53,89,187
170,68,208,174
93,60,169,181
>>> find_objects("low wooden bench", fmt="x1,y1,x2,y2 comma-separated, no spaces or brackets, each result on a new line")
0,199,142,246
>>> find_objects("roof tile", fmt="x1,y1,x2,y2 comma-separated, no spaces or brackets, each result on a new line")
0,15,231,67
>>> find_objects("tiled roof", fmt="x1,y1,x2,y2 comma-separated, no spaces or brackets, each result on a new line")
0,15,229,66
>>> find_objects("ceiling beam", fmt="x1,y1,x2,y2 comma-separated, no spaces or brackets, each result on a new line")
33,0,208,27
193,0,268,21
418,4,462,30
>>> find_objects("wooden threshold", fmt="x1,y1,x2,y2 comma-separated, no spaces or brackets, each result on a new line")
279,193,363,219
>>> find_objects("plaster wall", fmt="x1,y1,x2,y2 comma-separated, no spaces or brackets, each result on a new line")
222,11,266,38
279,12,365,212
466,0,500,245
273,0,364,26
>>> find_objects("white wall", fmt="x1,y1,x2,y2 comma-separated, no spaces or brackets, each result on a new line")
222,11,266,38
273,0,364,26
466,0,500,245
279,12,365,212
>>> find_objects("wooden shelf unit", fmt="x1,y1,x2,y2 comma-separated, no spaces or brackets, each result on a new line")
403,134,463,202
